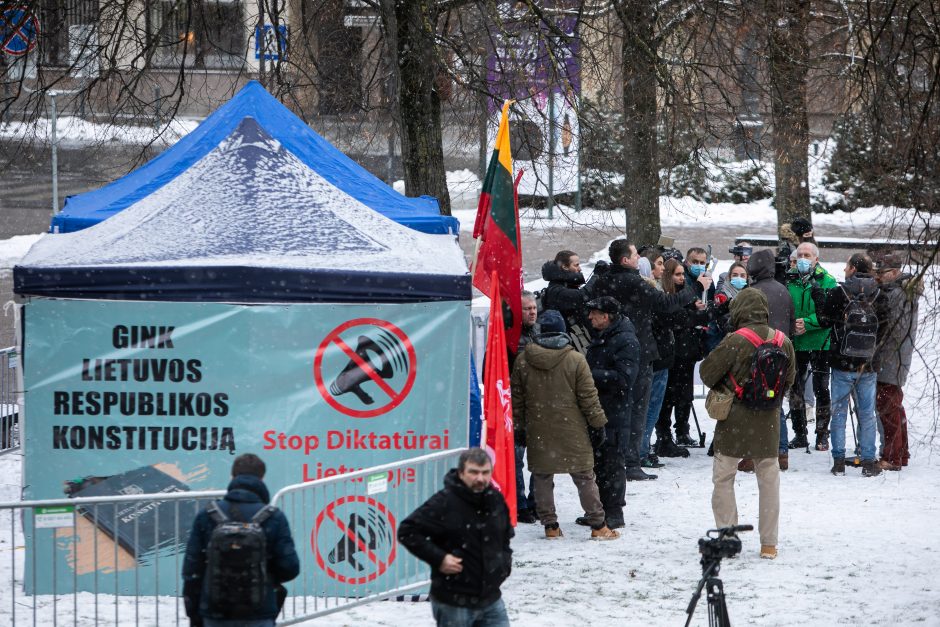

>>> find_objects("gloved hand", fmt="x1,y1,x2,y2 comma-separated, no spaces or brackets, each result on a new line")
514,429,527,447
589,427,606,449
592,259,610,275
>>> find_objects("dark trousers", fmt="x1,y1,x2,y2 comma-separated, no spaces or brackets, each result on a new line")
656,357,695,438
594,428,626,521
623,362,653,469
789,350,831,438
514,444,535,511
876,382,909,466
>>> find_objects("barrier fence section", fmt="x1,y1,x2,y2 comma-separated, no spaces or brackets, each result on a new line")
272,448,464,625
0,489,225,626
1,347,19,454
0,448,464,625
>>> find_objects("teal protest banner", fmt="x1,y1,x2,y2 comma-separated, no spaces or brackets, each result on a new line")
22,298,470,594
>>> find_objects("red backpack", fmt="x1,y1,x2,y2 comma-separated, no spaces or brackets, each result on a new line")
728,328,789,410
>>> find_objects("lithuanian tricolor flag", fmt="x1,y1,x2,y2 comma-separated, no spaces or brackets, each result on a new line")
472,101,523,353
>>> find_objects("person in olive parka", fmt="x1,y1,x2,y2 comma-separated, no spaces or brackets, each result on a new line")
699,289,796,560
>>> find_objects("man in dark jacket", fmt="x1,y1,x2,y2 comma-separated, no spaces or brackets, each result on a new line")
513,290,540,523
747,249,797,468
540,250,591,353
700,289,796,561
583,296,640,528
182,454,300,627
872,253,922,470
594,239,709,481
398,448,513,626
811,253,882,477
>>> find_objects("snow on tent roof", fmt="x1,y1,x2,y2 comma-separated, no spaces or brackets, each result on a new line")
15,118,470,303
50,81,460,236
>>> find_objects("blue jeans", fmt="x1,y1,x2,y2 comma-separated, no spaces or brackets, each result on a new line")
514,444,534,511
829,369,877,461
431,597,510,627
641,369,669,458
779,407,788,454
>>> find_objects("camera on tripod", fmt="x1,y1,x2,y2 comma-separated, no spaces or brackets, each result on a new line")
685,525,752,627
698,526,745,561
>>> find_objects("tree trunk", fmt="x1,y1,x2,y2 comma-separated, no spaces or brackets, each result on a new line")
382,0,452,215
617,0,660,246
766,0,810,234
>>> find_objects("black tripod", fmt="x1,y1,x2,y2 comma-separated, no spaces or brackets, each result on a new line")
685,525,752,627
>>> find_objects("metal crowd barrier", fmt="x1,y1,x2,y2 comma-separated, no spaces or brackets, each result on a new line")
1,347,19,454
0,448,464,625
272,448,463,625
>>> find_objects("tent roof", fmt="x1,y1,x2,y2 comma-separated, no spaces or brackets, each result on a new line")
50,81,459,236
15,118,469,303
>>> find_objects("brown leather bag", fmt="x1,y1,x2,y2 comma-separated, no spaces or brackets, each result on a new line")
705,385,735,421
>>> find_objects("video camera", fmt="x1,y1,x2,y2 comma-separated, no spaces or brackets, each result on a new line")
698,525,750,562
773,239,795,283
728,244,752,259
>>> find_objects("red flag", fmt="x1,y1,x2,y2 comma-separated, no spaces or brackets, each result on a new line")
483,272,518,526
472,101,523,353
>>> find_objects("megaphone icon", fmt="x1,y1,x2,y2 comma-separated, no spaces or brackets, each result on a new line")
329,335,394,405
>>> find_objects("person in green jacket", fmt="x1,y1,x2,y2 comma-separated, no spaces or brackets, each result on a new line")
785,242,838,450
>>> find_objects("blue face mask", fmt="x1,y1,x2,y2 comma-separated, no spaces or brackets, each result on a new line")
689,264,706,278
796,258,813,274
729,277,747,290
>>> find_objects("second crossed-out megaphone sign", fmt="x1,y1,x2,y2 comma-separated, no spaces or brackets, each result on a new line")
314,318,417,418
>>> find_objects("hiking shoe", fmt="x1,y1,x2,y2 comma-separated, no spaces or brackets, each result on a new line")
641,454,665,469
760,545,778,560
737,458,755,473
778,452,789,471
575,516,591,527
676,433,698,447
656,437,690,458
788,435,809,449
544,523,563,539
517,509,538,524
625,467,658,481
861,459,883,478
831,457,846,475
590,525,621,541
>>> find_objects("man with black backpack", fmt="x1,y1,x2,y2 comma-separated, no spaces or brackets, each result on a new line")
183,454,300,627
700,289,796,560
811,253,883,478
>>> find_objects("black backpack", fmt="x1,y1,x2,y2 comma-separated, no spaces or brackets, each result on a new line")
205,501,276,617
840,288,879,359
729,328,789,410
537,286,593,355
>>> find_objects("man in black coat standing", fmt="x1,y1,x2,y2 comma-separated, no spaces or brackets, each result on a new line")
398,448,513,627
595,239,710,481
583,296,639,528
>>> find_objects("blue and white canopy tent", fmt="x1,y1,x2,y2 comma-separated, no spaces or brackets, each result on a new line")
50,81,459,236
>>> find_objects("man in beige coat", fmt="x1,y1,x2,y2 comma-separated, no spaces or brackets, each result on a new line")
511,310,620,541
699,289,796,560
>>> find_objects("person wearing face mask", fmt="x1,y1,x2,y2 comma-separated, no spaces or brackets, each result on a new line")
708,263,749,342
641,250,672,467
715,243,752,294
785,242,838,451
683,247,716,303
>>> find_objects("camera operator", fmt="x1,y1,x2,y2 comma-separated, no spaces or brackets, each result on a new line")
699,289,796,560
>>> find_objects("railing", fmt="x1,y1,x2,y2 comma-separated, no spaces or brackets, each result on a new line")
1,347,19,455
272,448,463,625
0,448,464,625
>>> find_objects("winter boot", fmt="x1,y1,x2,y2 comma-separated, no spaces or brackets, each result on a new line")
656,436,690,458
814,431,830,452
737,458,755,473
641,454,665,469
830,457,846,476
590,525,621,541
574,516,591,527
625,467,658,481
517,509,538,524
760,545,778,560
861,459,883,478
676,433,698,447
544,523,563,539
778,452,789,471
789,409,808,449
